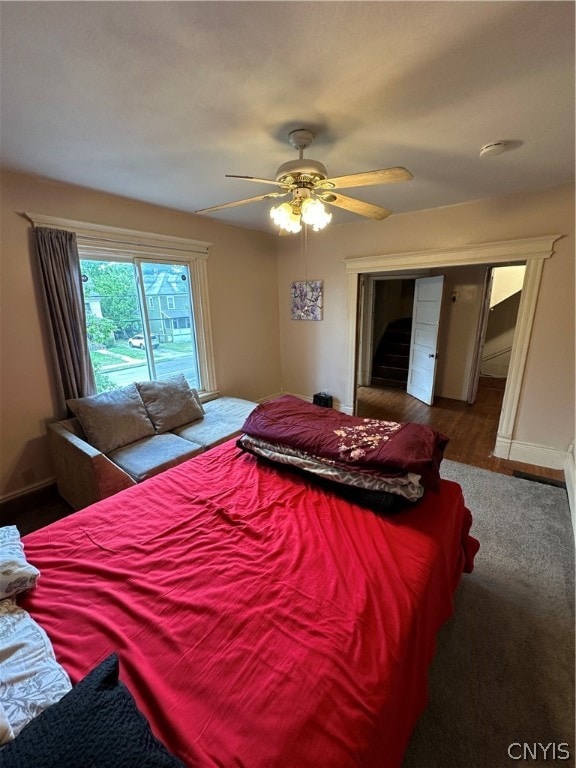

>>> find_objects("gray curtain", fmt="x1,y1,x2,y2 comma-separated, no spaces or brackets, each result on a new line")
34,226,96,411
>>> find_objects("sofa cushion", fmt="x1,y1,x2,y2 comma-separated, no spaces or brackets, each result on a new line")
136,375,204,434
67,385,154,454
107,434,203,482
173,397,256,449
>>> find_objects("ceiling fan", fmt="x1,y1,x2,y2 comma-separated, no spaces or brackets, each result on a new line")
195,129,413,233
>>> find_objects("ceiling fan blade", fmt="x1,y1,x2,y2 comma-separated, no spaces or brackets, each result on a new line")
318,167,413,189
320,192,392,220
226,174,280,186
195,191,287,214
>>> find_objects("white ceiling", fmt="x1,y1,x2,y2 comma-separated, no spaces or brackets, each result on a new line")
1,1,574,234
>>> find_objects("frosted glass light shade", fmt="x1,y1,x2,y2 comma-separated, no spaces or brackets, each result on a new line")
270,202,302,233
301,198,332,231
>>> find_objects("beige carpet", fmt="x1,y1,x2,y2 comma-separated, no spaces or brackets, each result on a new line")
403,460,574,768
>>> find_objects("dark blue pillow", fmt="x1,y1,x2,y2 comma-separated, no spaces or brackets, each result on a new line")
0,653,186,768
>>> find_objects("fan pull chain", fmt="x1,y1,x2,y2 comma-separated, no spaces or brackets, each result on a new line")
300,223,309,283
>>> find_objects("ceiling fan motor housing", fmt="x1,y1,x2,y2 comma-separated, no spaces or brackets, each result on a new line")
275,158,328,185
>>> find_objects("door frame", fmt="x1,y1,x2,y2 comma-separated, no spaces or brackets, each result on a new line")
345,235,561,460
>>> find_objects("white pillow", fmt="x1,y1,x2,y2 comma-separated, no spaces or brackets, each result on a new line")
0,526,40,599
0,598,72,738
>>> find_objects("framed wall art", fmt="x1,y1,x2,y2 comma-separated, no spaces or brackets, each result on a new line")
290,280,323,321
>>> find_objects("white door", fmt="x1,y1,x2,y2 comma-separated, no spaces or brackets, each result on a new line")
406,275,444,405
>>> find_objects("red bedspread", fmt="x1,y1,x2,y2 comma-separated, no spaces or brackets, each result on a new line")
21,440,478,768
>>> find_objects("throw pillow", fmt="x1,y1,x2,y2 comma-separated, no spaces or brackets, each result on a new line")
66,384,155,454
0,653,187,768
136,374,204,433
0,526,40,599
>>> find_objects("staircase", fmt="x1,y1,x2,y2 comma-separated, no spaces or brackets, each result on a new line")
371,317,412,389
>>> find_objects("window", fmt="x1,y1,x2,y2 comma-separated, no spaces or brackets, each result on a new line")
80,257,205,393
26,214,216,398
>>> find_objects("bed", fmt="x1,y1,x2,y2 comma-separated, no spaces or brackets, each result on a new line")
11,397,478,767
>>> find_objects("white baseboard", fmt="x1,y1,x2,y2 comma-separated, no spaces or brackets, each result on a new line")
494,436,567,470
493,435,512,459
508,440,567,469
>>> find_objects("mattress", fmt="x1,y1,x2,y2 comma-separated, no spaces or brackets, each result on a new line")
21,439,478,767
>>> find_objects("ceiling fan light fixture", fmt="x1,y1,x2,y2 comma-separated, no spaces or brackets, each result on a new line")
199,128,413,227
301,197,332,231
270,201,302,233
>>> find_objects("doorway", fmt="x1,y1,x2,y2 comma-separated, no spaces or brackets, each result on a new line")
467,265,526,402
344,235,559,461
370,278,415,390
359,265,523,433
369,276,445,405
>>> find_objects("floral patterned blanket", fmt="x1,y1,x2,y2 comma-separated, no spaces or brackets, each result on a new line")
241,394,448,490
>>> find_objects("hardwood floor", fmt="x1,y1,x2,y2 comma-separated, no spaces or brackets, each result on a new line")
0,484,74,536
356,380,565,483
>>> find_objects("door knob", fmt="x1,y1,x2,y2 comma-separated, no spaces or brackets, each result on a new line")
428,353,438,359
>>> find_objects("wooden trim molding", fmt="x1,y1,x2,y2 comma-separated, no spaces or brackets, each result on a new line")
23,212,212,256
344,234,563,455
494,258,544,452
344,235,561,274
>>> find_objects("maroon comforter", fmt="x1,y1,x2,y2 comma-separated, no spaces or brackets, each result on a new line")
242,395,448,489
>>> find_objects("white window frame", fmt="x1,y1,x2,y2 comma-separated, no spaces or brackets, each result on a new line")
25,213,218,399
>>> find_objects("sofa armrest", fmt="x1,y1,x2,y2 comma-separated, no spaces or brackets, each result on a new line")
47,422,136,510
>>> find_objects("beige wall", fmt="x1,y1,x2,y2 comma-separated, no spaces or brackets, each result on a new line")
1,174,573,498
277,183,575,458
0,170,281,498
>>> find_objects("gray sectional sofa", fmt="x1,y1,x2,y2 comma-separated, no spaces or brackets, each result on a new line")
47,375,257,510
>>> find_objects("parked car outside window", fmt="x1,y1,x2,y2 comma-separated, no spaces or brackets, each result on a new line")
128,333,159,350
